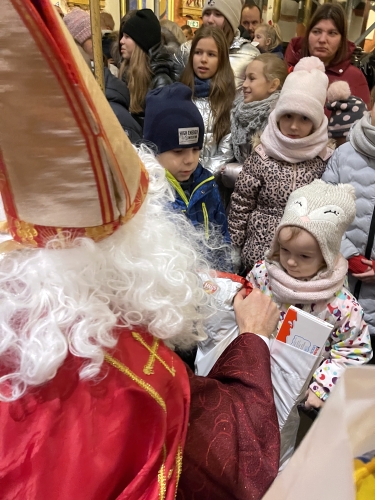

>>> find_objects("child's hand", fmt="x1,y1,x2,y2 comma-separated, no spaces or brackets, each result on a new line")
371,103,375,126
352,258,375,283
304,389,325,410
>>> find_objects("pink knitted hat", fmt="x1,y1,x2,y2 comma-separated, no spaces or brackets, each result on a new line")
274,56,328,130
63,8,92,46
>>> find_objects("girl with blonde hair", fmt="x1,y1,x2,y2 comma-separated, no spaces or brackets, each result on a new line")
221,54,288,193
253,23,283,59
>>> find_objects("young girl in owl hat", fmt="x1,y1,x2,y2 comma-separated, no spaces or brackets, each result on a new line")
247,180,373,410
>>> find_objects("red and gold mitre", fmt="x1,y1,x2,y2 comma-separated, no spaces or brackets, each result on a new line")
0,0,148,249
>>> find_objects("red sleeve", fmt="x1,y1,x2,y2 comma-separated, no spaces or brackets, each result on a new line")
178,334,280,500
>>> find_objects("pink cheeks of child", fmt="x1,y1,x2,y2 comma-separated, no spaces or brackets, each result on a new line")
278,113,314,139
278,227,325,280
352,258,375,283
253,29,270,52
304,389,325,410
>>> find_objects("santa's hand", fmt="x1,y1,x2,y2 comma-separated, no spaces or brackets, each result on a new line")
234,288,279,338
352,258,375,283
304,389,325,410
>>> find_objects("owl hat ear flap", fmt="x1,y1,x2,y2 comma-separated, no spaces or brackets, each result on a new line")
266,180,356,276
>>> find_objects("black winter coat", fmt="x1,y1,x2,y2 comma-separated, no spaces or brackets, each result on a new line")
104,68,142,144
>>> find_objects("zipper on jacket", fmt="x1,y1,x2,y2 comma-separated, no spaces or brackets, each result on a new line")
191,177,214,198
292,165,297,192
202,202,209,240
166,171,189,207
165,170,215,207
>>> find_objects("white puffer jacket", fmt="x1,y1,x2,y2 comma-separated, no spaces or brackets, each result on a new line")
322,141,375,335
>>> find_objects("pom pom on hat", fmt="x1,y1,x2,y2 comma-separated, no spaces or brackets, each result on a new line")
327,81,351,103
63,8,92,46
267,180,357,276
326,81,367,139
275,56,328,130
294,56,325,73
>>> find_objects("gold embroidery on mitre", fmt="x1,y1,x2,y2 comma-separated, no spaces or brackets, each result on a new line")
158,444,167,500
85,223,114,242
104,353,166,412
132,332,176,377
14,220,38,246
0,221,8,233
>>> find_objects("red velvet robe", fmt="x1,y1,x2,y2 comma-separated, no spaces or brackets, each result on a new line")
0,332,279,500
178,333,280,500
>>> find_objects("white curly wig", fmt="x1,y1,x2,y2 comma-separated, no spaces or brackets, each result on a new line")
0,147,216,402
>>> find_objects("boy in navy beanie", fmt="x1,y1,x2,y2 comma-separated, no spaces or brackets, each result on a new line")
144,83,230,245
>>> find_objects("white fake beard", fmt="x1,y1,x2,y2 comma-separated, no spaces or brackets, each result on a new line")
0,146,217,402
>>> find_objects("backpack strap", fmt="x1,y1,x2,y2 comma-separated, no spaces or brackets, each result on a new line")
354,204,375,299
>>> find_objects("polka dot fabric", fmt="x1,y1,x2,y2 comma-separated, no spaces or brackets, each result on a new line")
327,94,367,139
247,260,373,402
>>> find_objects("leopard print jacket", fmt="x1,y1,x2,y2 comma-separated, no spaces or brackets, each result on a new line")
228,144,331,271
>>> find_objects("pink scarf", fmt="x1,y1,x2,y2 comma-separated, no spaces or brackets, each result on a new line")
265,254,348,304
260,110,329,164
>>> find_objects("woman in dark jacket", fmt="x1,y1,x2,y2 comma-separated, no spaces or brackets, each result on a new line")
285,3,370,109
118,9,177,128
104,67,142,144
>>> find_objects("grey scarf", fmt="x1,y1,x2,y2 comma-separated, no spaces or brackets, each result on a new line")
350,112,375,159
231,92,280,163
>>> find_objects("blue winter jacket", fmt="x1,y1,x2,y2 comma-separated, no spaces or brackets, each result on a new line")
166,164,230,243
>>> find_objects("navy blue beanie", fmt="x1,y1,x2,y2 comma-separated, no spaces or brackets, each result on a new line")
144,83,204,154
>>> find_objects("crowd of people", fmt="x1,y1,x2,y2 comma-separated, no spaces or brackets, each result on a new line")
0,0,374,498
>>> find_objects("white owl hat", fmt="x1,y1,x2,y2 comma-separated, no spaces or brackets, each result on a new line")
267,180,356,276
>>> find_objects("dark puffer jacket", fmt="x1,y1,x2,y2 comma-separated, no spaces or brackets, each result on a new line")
285,38,370,109
166,164,230,244
228,144,329,270
104,68,142,143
